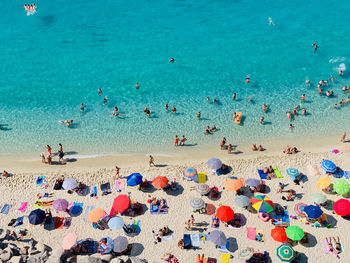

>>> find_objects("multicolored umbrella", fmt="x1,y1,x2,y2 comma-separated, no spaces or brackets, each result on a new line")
107,217,124,230
321,160,336,173
62,179,78,190
245,178,260,187
234,196,250,208
333,179,350,195
304,205,323,219
209,230,226,246
294,203,307,217
251,195,274,213
208,158,222,170
183,168,198,180
110,195,130,215
195,183,210,195
312,193,327,204
285,226,304,241
98,237,114,254
286,168,299,179
271,227,288,243
52,199,69,212
126,173,143,186
62,232,77,250
238,247,254,260
28,209,46,225
88,208,106,223
190,198,205,209
152,176,168,188
316,177,331,190
277,244,295,262
113,236,128,253
224,179,245,191
216,206,234,222
333,199,350,216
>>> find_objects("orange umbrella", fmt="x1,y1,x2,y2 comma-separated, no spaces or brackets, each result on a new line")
316,177,331,190
88,208,106,223
271,227,288,242
62,232,77,250
152,176,168,188
224,178,245,191
216,206,234,222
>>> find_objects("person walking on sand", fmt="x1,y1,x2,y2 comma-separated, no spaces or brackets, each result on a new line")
341,132,346,142
227,144,232,154
149,155,155,167
115,166,120,179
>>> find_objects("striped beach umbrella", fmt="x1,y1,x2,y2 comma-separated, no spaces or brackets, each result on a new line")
321,160,336,173
304,205,323,219
294,203,307,217
152,176,168,188
224,179,245,191
312,193,327,204
277,244,295,262
195,183,210,195
285,226,304,241
216,206,234,222
316,177,331,190
251,195,274,213
183,168,197,180
333,199,350,216
190,198,205,209
234,196,250,208
333,179,350,195
238,247,254,260
286,168,299,179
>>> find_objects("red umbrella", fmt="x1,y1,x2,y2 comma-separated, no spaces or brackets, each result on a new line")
152,176,168,188
333,199,350,216
110,195,130,215
271,227,288,242
216,206,234,222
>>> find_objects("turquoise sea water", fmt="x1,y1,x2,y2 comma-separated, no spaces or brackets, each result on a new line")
1,0,350,155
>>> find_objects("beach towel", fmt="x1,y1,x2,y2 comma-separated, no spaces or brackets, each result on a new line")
216,168,230,176
89,186,98,197
84,205,95,222
273,167,283,178
309,165,321,176
34,200,53,209
0,204,12,214
324,239,337,254
221,253,231,263
150,201,168,214
256,229,264,242
54,217,64,229
258,169,267,180
115,180,125,192
200,233,210,242
101,182,112,195
161,233,174,242
207,258,217,263
272,210,290,226
183,234,192,249
331,239,344,254
190,233,200,248
132,220,141,233
18,202,28,213
14,216,23,227
197,172,207,183
64,217,72,228
211,217,220,228
247,227,256,240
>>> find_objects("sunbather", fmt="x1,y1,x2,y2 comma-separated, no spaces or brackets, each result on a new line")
37,193,53,199
162,253,179,263
332,237,342,253
293,173,304,185
282,189,296,201
325,237,334,253
177,239,184,249
212,218,219,228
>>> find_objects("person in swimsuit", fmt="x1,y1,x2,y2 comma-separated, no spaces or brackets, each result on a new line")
259,117,265,125
174,135,179,146
58,143,64,163
169,58,176,63
204,126,211,135
115,166,120,179
301,94,305,101
245,75,251,83
144,107,151,117
341,131,346,142
165,104,169,111
269,17,275,25
262,104,268,112
332,237,342,253
252,144,258,151
103,97,108,105
80,103,85,112
149,155,155,166
220,137,226,150
171,106,176,113
135,83,140,90
97,88,102,95
111,106,119,116
227,144,232,154
46,145,52,156
211,125,216,132
180,136,187,146
301,109,306,115
196,112,201,119
325,237,334,253
305,80,311,87
232,93,237,100
338,70,343,76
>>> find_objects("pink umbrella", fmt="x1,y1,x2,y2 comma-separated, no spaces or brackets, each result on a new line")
62,232,77,250
53,199,69,212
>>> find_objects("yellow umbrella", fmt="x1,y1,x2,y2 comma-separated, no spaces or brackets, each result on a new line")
316,177,331,190
224,178,245,191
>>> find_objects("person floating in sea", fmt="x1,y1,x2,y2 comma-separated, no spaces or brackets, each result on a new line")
245,75,251,83
80,103,85,112
211,125,217,132
305,79,311,87
103,97,108,105
330,76,335,82
338,70,343,76
111,106,123,117
171,106,176,113
301,108,306,115
180,136,187,146
165,104,169,111
312,42,318,52
334,103,338,109
289,123,293,130
24,4,36,13
259,117,265,125
268,17,275,26
206,97,210,103
204,126,211,135
262,104,268,112
59,120,74,126
144,107,151,117
301,94,306,102
169,58,176,63
97,88,102,95
232,93,237,100
248,96,252,103
196,112,201,119
135,83,140,90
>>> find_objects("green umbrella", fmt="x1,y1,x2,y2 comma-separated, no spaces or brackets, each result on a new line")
277,244,295,262
285,226,304,241
333,179,350,195
312,193,327,204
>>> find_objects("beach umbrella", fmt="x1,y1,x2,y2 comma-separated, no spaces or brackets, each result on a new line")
28,209,46,225
277,244,295,262
321,160,336,173
62,232,77,250
62,179,78,190
333,179,350,195
316,177,331,190
88,208,105,223
294,203,307,217
183,168,197,180
107,217,124,230
251,195,274,213
129,258,147,263
333,199,350,216
271,227,288,243
111,195,130,215
245,178,260,188
98,237,114,254
113,236,128,253
36,175,46,186
285,226,304,241
190,198,205,209
209,230,226,246
216,206,234,222
126,173,143,186
224,178,245,191
234,196,250,208
52,199,69,212
195,183,210,195
304,205,323,219
208,158,222,170
312,193,327,204
286,168,299,179
238,247,254,260
152,176,168,188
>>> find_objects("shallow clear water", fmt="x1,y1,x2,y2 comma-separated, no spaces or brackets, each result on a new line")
1,0,350,155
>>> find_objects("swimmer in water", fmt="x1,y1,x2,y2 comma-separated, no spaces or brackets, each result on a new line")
211,125,217,132
301,108,306,115
196,112,201,119
259,117,265,125
60,120,73,126
232,93,237,100
268,17,275,26
245,75,251,83
248,96,252,103
305,80,311,87
286,111,292,120
289,123,293,130
206,97,210,102
103,97,107,105
340,99,345,106
262,104,268,112
334,104,338,109
213,98,218,104
165,104,169,111
80,103,85,112
204,126,211,135
135,83,140,90
144,107,151,117
330,76,335,82
169,58,176,63
97,88,102,95
111,106,119,115
171,106,176,113
301,94,305,101
338,70,343,76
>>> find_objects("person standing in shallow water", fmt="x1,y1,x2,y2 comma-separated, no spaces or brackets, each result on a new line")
341,132,346,142
149,155,155,167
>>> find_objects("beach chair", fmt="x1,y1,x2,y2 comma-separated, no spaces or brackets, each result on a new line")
0,204,12,214
190,233,200,248
197,172,207,183
101,182,112,195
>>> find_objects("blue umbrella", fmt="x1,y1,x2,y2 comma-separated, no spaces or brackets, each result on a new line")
98,237,114,254
28,209,46,225
108,217,124,230
208,158,222,170
190,198,205,209
304,205,323,219
127,173,143,186
321,160,336,173
245,178,260,187
286,168,299,180
62,179,78,190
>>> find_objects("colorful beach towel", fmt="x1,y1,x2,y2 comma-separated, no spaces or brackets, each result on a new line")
150,201,168,214
34,200,53,209
190,233,200,248
257,169,267,180
211,217,220,228
54,217,64,229
221,253,231,263
273,167,283,178
84,205,95,222
247,227,256,240
324,239,337,254
161,233,174,242
115,180,125,192
0,204,12,214
18,202,28,213
272,210,290,226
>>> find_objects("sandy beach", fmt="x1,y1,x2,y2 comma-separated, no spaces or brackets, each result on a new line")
1,137,350,262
